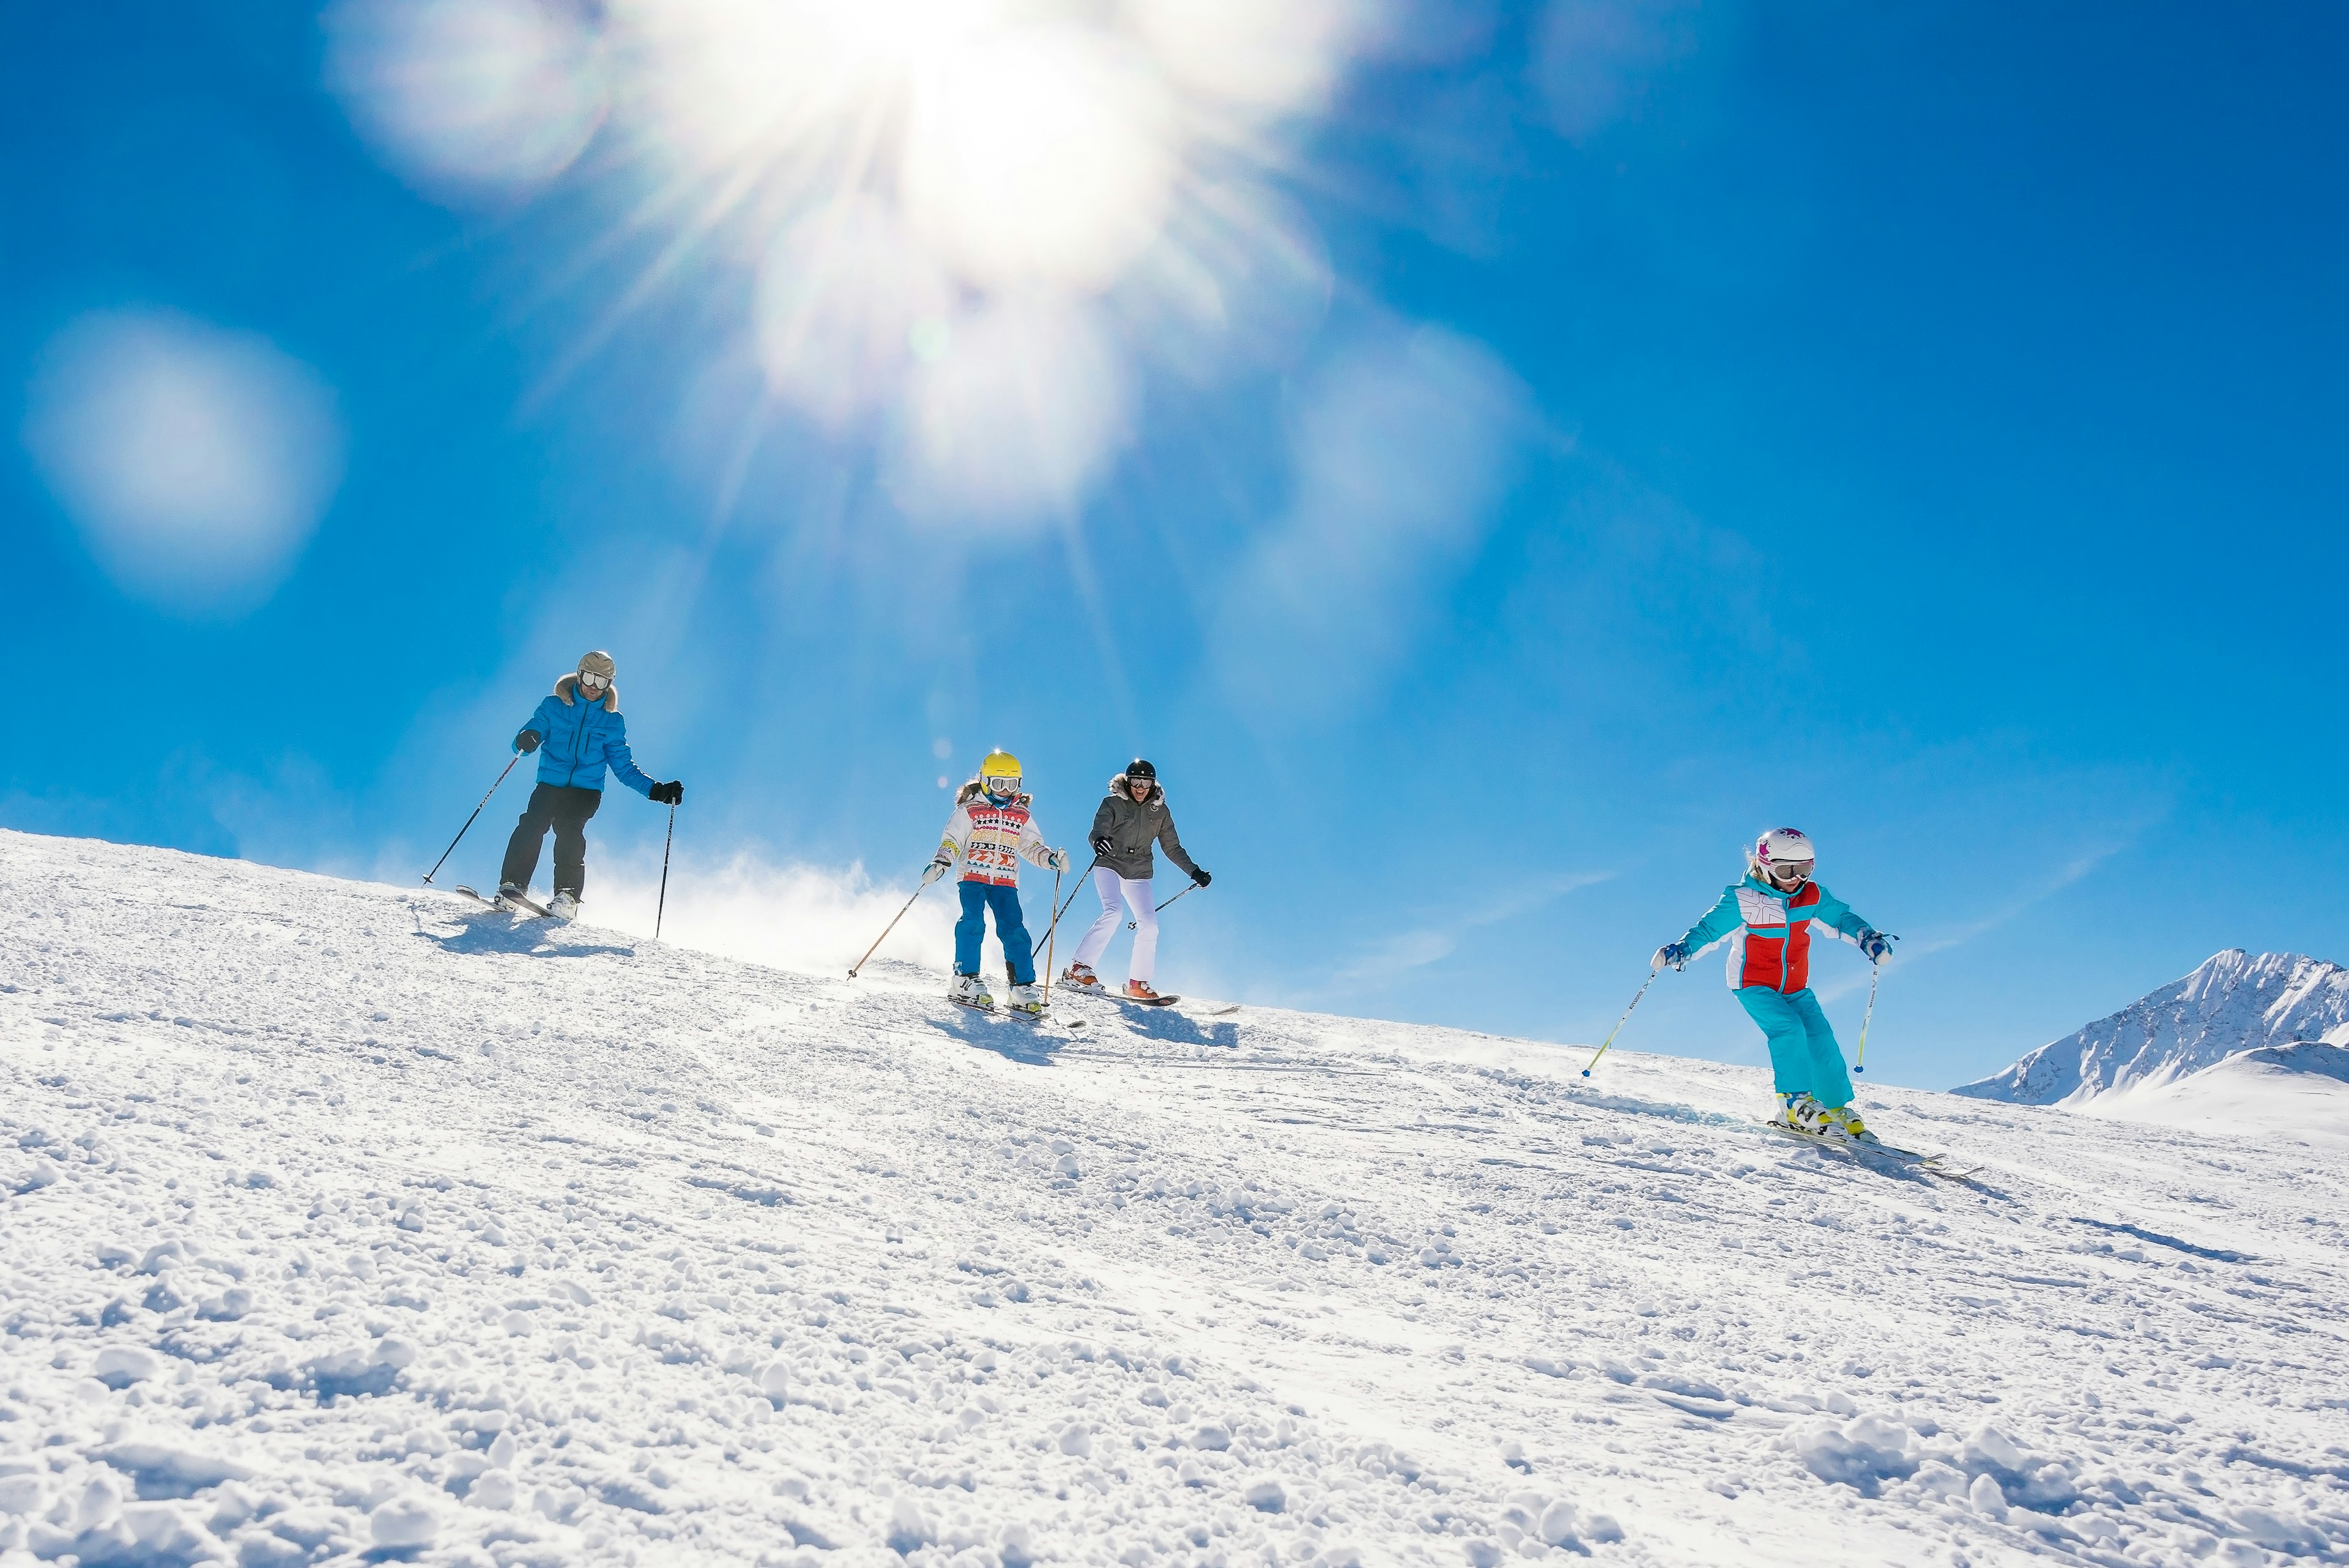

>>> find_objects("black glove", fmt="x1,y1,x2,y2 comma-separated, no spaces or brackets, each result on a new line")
1192,868,1212,888
1092,837,1114,857
514,730,541,754
650,780,684,806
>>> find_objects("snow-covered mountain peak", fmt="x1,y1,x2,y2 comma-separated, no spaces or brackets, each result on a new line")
1954,948,2349,1106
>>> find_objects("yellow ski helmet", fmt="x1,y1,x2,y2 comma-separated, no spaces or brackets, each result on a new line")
979,750,1022,790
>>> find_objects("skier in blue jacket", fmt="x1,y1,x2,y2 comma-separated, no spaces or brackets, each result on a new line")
497,650,681,920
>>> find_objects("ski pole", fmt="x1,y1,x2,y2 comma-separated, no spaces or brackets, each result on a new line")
1042,867,1062,1005
1580,970,1660,1079
1132,880,1201,929
1033,856,1100,953
422,754,519,886
1855,962,1880,1074
848,878,928,979
654,803,676,941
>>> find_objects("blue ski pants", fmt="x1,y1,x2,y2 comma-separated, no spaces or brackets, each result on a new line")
955,881,1035,986
1737,986,1855,1107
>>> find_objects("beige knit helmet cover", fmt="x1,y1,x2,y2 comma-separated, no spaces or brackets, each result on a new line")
577,650,616,680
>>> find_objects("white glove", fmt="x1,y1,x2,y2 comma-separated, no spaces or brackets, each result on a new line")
1049,847,1072,873
921,856,951,886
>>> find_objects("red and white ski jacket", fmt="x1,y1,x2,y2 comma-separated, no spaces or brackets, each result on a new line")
1678,875,1874,994
938,784,1055,888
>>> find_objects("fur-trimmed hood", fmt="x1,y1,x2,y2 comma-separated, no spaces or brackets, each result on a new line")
957,779,1033,808
1108,772,1167,804
554,672,619,713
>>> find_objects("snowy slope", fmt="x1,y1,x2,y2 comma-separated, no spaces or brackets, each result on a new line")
2079,1042,2349,1145
1954,949,2349,1106
2,830,2346,1568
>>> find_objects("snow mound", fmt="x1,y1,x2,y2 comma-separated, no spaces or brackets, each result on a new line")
2080,1040,2349,1143
1954,948,2349,1105
4,830,2348,1566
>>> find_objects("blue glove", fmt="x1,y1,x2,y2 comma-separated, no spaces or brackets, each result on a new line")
1857,929,1896,963
1653,942,1691,973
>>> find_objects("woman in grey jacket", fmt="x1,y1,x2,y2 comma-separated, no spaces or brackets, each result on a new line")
1062,759,1211,1001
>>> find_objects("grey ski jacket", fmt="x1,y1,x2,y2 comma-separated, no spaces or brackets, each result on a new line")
1087,775,1201,883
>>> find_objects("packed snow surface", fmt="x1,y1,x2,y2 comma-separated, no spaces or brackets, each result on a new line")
1957,949,2349,1107
2,830,2345,1567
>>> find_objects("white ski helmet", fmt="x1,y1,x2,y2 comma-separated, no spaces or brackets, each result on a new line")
1749,827,1816,882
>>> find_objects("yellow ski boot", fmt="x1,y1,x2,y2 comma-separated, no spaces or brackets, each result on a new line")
1776,1093,1828,1134
1819,1102,1867,1138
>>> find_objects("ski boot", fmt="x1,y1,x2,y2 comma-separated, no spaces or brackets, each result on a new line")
1817,1102,1867,1137
1124,980,1166,1003
950,972,994,1011
547,891,580,922
1060,962,1105,993
1006,982,1046,1019
494,883,529,913
1776,1092,1829,1134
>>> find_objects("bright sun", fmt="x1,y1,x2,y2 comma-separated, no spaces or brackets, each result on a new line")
325,0,1364,524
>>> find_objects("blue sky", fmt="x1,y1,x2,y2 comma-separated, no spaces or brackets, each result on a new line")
6,1,2345,1090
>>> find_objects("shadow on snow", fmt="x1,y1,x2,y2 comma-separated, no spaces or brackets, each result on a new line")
1088,1005,1240,1050
413,906,637,962
927,1008,1067,1067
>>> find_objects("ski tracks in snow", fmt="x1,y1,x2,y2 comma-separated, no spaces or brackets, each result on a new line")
0,830,2344,1567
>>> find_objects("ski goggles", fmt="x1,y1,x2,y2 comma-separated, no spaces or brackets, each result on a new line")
1127,776,1155,795
577,669,611,690
1764,861,1814,885
982,776,1021,797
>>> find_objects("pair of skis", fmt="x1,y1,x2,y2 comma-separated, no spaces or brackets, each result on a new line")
951,984,1192,1028
1057,973,1181,1008
453,885,559,922
1759,1118,1982,1183
951,994,1055,1026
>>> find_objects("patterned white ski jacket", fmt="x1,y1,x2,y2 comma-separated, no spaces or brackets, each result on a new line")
938,783,1055,888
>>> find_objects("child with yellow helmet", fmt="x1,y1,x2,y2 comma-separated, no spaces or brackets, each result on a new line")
924,750,1071,1016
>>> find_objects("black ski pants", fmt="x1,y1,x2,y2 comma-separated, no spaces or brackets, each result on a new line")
500,782,603,897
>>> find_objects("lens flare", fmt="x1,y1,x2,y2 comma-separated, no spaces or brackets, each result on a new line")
1124,0,1364,114
23,310,346,615
324,0,607,204
322,0,1418,529
608,0,1000,176
902,26,1176,291
1110,181,1334,384
1211,324,1526,710
891,291,1133,527
755,196,955,429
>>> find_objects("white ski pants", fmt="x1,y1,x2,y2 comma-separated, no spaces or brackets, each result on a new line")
1072,868,1157,983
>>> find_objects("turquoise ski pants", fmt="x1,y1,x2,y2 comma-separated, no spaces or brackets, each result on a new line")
1737,986,1855,1107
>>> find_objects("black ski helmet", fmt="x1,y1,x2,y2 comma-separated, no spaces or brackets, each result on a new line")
1127,758,1157,782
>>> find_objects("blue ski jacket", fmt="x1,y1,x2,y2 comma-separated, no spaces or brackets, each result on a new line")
517,675,656,797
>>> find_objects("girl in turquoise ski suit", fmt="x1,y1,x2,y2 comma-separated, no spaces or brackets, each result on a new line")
1657,839,1893,1123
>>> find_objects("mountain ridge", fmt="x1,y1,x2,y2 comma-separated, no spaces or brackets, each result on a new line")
1954,948,2349,1105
